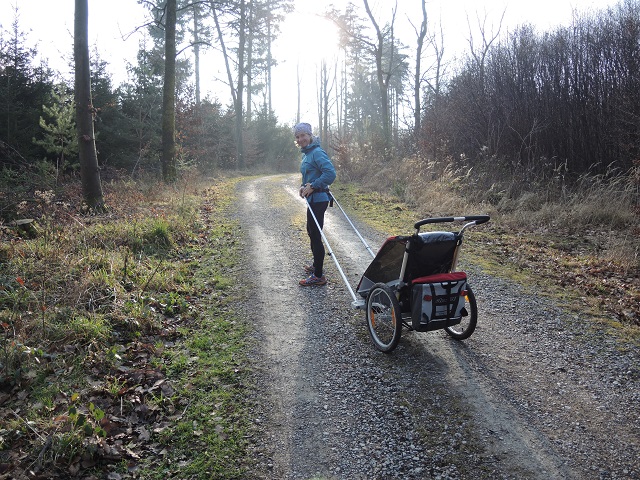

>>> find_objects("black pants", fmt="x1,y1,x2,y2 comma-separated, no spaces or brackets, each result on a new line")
306,201,329,277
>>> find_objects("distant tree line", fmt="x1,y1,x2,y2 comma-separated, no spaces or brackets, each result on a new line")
321,0,638,194
434,1,640,185
0,0,298,216
1,0,639,219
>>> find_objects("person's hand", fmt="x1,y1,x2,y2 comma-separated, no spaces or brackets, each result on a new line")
300,184,314,198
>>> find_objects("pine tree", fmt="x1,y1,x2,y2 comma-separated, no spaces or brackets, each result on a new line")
0,5,55,163
33,86,79,182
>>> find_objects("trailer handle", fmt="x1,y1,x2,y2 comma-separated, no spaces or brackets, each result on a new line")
329,192,376,259
414,215,490,231
306,197,358,303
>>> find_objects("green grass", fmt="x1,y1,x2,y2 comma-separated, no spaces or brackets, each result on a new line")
331,181,417,236
0,175,252,479
133,179,251,479
1,167,637,478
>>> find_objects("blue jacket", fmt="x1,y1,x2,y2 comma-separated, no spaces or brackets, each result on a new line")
300,138,336,203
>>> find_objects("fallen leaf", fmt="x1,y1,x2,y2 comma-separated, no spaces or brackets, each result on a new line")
137,426,150,441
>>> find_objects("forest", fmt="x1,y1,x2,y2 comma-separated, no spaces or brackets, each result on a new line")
0,1,639,477
0,0,638,218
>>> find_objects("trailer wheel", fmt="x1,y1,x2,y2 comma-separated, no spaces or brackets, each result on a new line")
445,285,477,340
366,283,402,353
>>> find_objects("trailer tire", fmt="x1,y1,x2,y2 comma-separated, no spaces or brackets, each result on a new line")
366,283,402,353
444,285,477,340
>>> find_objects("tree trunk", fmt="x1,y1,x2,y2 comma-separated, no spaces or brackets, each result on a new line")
266,11,273,115
235,0,246,169
296,62,301,124
193,4,201,107
414,0,427,137
363,0,396,157
246,0,254,123
161,0,177,182
320,61,331,144
74,0,104,211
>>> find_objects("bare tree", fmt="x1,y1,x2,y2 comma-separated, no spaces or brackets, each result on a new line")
246,0,254,123
192,2,203,107
411,0,428,136
464,8,506,155
161,0,177,182
236,0,247,169
296,62,300,124
74,0,104,210
362,0,397,154
317,59,336,144
265,8,273,115
466,8,505,94
210,0,246,169
423,19,447,162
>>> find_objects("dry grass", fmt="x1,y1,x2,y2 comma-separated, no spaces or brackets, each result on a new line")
0,171,251,478
339,153,639,327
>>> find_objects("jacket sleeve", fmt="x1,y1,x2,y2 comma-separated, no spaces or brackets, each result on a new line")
310,149,336,191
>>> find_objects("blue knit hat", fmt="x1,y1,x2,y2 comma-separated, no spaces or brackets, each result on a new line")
293,122,313,136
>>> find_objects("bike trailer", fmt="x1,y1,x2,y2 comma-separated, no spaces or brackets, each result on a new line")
411,271,468,332
356,231,461,298
302,190,489,353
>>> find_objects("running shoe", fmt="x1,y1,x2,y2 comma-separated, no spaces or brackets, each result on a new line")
299,274,327,286
304,264,314,273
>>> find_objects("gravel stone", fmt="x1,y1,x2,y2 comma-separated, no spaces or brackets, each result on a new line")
234,175,640,480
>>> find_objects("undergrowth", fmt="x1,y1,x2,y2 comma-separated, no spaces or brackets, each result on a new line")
0,157,638,479
333,156,640,330
0,173,249,479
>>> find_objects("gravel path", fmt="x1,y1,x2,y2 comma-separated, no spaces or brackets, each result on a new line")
234,174,639,480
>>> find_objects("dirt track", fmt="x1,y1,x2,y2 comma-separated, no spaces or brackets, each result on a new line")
236,174,639,480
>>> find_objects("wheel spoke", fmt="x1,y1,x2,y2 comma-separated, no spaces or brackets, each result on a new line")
366,284,402,353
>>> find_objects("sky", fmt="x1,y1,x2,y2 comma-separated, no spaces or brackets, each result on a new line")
0,0,622,125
